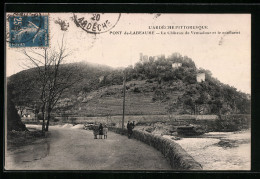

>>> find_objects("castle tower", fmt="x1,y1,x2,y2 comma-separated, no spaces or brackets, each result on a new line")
196,73,205,82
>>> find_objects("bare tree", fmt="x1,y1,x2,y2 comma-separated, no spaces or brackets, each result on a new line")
22,37,82,132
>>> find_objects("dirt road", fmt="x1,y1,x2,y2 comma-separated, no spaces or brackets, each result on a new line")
5,125,172,170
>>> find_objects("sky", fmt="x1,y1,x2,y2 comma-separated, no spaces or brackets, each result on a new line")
6,13,251,94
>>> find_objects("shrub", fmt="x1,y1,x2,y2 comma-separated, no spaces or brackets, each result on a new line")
133,87,141,93
50,116,59,122
145,127,154,133
61,116,68,122
108,122,116,127
146,79,153,83
70,117,77,125
214,114,250,132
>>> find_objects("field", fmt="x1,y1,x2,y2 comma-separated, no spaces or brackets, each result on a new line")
54,80,185,116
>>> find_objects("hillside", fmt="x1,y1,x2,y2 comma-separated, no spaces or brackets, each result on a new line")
7,53,251,117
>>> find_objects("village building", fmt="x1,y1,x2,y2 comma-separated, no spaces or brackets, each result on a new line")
172,63,182,69
149,56,154,61
19,107,34,118
139,53,148,62
140,53,166,62
142,55,148,62
157,54,165,59
196,73,205,82
170,52,182,59
99,76,104,82
139,53,143,60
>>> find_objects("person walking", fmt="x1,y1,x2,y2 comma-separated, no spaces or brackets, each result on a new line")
103,124,108,139
98,123,103,139
128,121,135,139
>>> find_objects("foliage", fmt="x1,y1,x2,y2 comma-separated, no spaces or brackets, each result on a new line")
214,114,251,132
70,117,77,125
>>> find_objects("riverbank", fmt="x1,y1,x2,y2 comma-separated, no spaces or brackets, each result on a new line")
163,130,250,170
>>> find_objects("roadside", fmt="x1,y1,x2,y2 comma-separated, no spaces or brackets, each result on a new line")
7,127,45,151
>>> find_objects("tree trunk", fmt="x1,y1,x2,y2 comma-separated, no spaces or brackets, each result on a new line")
35,112,39,123
34,112,37,122
41,105,46,133
20,109,23,117
218,110,222,120
45,108,51,131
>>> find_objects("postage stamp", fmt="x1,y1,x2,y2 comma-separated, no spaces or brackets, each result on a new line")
8,13,49,47
73,13,121,34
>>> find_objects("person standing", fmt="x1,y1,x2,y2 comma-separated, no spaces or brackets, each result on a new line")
93,125,99,139
127,121,131,138
103,124,108,139
99,123,103,139
128,121,135,139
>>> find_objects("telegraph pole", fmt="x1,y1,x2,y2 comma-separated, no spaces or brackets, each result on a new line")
122,71,126,129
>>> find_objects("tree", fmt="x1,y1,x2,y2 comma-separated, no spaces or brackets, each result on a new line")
183,96,196,114
195,92,209,114
22,36,82,132
7,78,37,117
33,103,40,122
7,85,28,131
211,99,223,116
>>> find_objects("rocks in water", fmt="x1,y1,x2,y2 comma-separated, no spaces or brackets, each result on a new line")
83,123,95,130
139,122,205,137
217,139,238,148
177,126,205,136
171,132,178,136
171,136,181,140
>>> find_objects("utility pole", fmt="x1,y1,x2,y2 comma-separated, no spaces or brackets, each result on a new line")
122,71,126,129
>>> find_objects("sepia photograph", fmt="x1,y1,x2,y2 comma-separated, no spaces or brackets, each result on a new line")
4,12,251,170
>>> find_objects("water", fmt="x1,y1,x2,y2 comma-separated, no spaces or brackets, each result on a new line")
163,130,250,170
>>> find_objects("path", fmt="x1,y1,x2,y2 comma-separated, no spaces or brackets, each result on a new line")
5,125,172,170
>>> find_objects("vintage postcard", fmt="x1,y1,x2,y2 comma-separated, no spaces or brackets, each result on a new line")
5,13,251,170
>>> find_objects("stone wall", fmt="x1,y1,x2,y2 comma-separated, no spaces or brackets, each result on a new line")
109,127,202,170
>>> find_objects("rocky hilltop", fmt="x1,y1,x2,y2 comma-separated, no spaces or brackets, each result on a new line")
7,53,250,117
